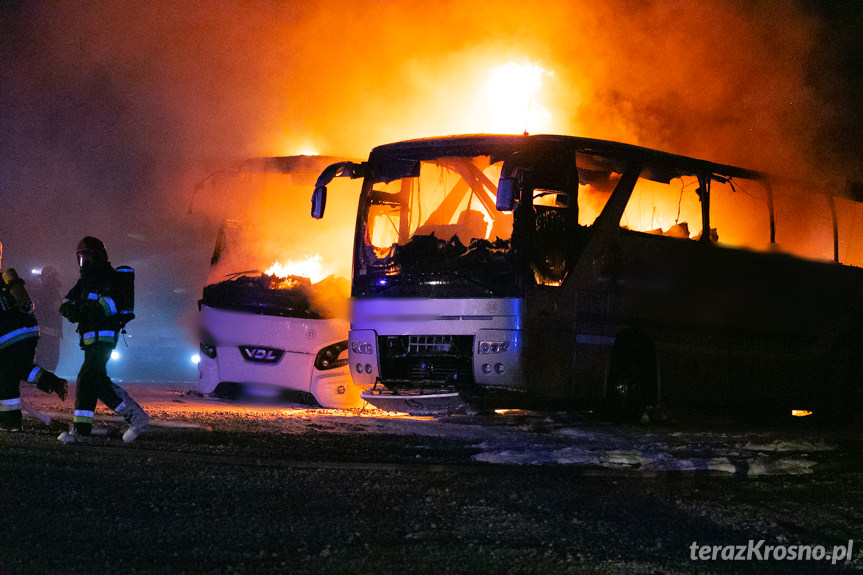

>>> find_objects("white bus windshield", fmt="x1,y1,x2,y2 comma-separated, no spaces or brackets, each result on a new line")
356,156,518,297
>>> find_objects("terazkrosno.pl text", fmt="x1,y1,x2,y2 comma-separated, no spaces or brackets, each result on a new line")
689,540,854,564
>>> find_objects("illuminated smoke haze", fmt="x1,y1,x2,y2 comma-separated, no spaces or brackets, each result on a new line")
1,1,861,379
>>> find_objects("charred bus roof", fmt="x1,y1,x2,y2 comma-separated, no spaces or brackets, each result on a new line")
238,155,360,175
366,134,765,185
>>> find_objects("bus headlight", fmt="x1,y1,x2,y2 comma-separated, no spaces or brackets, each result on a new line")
478,341,510,354
199,342,217,359
351,341,374,354
315,341,349,370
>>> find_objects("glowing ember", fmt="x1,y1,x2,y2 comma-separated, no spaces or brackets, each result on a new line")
487,62,553,134
791,410,813,417
265,254,326,283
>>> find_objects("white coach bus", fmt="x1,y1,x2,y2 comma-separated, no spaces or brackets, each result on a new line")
196,155,363,408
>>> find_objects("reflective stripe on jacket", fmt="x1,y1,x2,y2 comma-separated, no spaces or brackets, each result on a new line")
81,330,118,346
0,326,39,350
0,398,21,411
27,366,45,384
88,292,117,317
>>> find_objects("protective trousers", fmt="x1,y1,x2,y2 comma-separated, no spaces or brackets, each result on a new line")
0,339,37,430
73,342,148,435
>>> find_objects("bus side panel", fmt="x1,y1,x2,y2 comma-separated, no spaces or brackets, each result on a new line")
607,228,863,413
523,287,575,400
571,289,615,404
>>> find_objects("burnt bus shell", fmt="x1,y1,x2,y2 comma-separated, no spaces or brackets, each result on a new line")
342,134,863,419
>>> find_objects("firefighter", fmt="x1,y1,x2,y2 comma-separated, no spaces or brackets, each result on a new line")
58,236,149,443
0,242,68,432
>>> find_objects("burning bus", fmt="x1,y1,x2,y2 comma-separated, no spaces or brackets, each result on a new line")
196,156,363,408
312,134,863,420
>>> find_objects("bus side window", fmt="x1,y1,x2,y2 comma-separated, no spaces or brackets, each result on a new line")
578,183,614,227
620,176,703,240
709,178,769,251
773,188,835,261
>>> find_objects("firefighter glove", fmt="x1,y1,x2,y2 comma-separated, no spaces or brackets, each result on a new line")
59,300,80,323
54,378,68,402
36,372,68,401
83,299,103,319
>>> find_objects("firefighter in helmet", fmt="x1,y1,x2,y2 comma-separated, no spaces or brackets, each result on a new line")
0,241,68,432
58,236,149,443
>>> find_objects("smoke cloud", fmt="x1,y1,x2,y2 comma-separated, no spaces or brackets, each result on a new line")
1,0,861,378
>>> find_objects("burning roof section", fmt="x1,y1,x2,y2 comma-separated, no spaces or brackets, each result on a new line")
196,155,358,317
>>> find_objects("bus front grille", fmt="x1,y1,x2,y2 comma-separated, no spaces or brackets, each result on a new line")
378,335,475,386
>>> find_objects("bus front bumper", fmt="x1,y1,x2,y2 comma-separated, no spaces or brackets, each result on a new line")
360,385,468,415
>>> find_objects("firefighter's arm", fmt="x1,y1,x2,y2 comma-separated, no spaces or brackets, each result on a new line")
76,292,115,322
95,294,118,317
59,284,84,323
59,298,87,323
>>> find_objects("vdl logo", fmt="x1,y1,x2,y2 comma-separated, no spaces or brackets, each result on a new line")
239,346,284,364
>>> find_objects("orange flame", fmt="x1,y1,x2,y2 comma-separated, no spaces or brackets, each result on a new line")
487,62,553,134
265,254,326,283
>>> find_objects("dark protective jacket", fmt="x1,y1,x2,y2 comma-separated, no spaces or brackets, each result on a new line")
0,273,38,352
60,261,129,348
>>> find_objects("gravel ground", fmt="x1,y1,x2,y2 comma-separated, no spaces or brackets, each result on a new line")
1,383,861,574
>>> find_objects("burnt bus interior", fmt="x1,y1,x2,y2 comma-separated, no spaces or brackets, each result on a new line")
196,156,355,319
200,266,348,321
317,135,863,420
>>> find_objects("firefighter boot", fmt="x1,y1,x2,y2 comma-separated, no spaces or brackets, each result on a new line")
0,404,23,432
114,388,149,443
57,425,89,444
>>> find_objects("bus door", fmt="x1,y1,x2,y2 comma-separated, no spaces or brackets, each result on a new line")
519,155,582,400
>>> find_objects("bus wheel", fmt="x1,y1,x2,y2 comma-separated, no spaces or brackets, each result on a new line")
815,338,862,427
604,331,658,423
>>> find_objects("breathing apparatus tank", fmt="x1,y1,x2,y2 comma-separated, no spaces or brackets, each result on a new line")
0,269,34,313
114,265,135,326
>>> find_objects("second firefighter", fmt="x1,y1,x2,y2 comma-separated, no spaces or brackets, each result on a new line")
58,236,149,443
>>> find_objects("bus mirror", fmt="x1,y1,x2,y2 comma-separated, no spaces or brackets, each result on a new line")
496,177,517,211
311,185,327,219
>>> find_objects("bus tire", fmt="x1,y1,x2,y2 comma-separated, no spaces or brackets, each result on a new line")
816,337,862,427
603,330,658,423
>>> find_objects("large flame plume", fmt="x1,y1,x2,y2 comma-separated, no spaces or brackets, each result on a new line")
486,62,554,134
